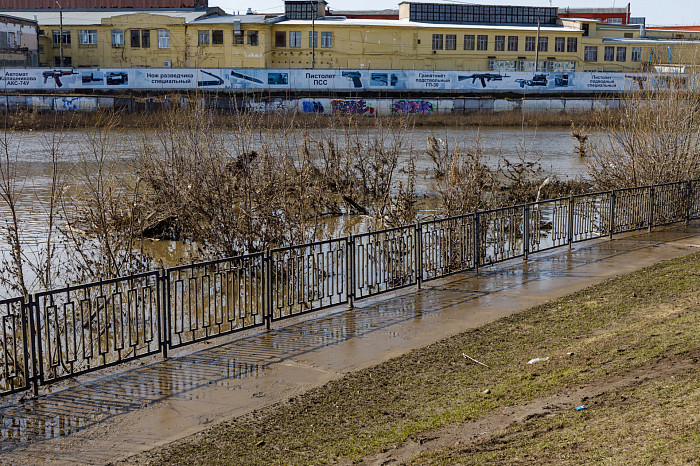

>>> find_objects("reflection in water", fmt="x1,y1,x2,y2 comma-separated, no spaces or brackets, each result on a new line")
0,126,585,296
0,227,686,459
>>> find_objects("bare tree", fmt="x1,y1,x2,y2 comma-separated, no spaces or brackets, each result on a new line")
587,70,700,189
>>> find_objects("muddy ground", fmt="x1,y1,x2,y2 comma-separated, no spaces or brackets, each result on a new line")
125,250,700,465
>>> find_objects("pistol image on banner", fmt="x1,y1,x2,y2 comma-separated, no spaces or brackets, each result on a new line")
42,69,78,87
341,71,363,88
458,73,509,88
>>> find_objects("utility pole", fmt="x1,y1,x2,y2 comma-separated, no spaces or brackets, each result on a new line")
311,0,316,69
56,1,63,66
534,18,540,73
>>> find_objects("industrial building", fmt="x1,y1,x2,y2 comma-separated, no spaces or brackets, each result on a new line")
0,1,695,72
0,14,38,67
0,0,208,9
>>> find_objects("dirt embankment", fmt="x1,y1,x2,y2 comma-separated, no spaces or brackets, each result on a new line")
5,107,605,132
123,252,700,465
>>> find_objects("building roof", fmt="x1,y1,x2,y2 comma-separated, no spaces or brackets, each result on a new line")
603,37,700,45
190,14,268,24
0,13,38,25
647,26,700,31
0,8,208,25
281,17,575,31
559,8,628,14
330,9,399,16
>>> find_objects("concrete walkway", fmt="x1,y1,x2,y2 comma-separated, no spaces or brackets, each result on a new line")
2,225,700,465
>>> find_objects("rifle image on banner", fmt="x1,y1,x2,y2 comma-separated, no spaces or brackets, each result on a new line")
42,69,79,87
341,71,363,88
231,70,263,84
458,73,509,88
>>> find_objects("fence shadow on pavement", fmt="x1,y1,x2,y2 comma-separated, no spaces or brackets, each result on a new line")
2,226,698,456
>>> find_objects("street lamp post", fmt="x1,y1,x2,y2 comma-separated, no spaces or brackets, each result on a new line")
56,1,63,66
311,0,316,69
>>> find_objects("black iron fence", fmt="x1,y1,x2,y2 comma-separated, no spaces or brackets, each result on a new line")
2,179,699,397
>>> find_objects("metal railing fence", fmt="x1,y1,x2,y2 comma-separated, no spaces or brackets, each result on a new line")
1,179,698,397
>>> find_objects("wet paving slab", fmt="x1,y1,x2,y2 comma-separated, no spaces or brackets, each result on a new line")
2,226,700,465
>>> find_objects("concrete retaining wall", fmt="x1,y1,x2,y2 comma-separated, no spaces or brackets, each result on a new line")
0,94,622,115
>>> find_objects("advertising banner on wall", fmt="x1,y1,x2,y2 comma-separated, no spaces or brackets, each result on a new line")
0,68,678,93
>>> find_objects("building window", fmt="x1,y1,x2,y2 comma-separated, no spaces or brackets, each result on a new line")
321,31,332,48
584,46,598,61
537,36,548,52
464,34,475,50
477,35,488,51
604,46,614,61
494,35,505,51
285,2,318,20
198,30,209,45
78,30,97,45
212,30,223,45
446,34,456,50
275,31,286,47
54,56,71,66
233,32,244,45
112,30,123,47
554,37,564,52
158,29,170,49
525,36,535,52
142,30,150,48
432,34,443,50
309,31,317,48
407,3,558,25
290,31,301,47
631,46,642,62
52,30,70,45
131,30,141,48
508,36,518,51
616,46,626,62
248,30,259,46
567,37,577,52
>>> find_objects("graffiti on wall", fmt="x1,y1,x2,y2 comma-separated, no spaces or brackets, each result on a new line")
391,100,434,115
246,98,287,113
301,101,325,113
331,99,374,115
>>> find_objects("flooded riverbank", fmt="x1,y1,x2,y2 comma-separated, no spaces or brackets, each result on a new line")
0,124,588,297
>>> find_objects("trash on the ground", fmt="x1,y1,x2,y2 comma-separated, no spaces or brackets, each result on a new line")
483,389,491,394
463,353,489,367
575,405,587,411
527,357,550,364
566,352,575,356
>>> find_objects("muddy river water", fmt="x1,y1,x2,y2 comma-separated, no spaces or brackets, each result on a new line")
0,125,586,296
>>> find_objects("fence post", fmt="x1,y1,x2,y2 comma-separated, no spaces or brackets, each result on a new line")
347,235,355,309
609,190,616,240
32,293,45,396
473,212,480,274
159,268,169,359
648,186,655,232
523,204,530,262
568,194,574,250
265,250,272,331
415,222,422,290
686,180,692,224
27,294,39,397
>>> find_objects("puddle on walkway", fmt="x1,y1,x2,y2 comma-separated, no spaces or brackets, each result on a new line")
1,227,698,458
0,355,266,451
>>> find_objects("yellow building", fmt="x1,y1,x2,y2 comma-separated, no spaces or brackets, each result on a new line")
0,2,697,72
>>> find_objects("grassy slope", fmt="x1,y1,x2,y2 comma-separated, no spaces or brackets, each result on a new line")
138,252,700,465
